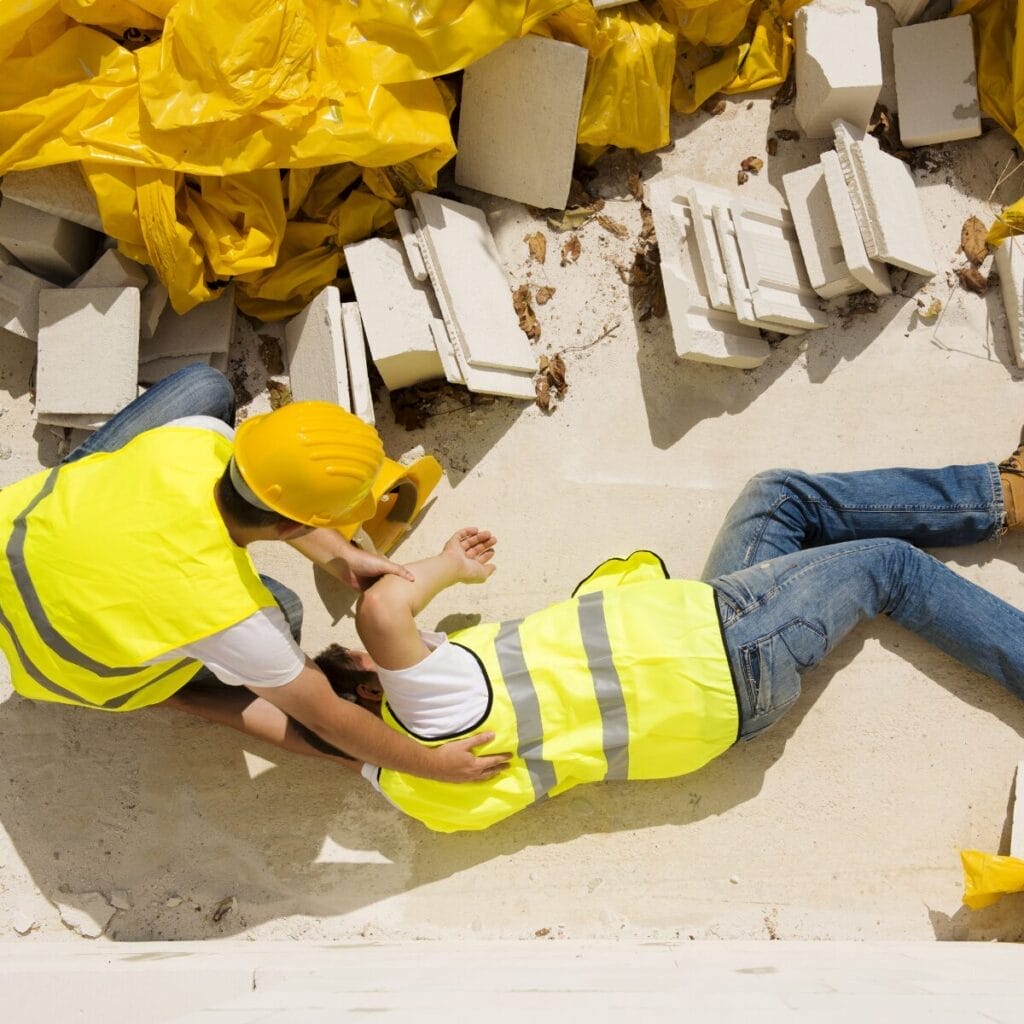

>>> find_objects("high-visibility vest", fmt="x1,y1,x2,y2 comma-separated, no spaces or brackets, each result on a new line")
377,551,738,832
0,427,277,711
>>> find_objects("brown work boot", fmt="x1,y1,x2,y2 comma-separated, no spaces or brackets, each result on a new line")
999,444,1024,527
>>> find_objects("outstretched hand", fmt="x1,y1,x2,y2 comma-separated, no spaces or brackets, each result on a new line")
443,527,497,584
431,731,511,782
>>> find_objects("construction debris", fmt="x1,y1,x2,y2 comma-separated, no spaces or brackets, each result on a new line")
995,237,1024,368
960,216,991,267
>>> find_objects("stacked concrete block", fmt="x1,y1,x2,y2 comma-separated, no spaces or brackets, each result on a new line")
0,264,58,340
794,0,883,139
71,249,149,291
139,283,236,369
343,237,444,391
0,199,99,283
1,163,104,231
995,236,1024,370
341,302,375,425
455,35,588,210
893,16,981,148
35,288,139,421
393,208,429,283
140,267,169,340
283,285,351,409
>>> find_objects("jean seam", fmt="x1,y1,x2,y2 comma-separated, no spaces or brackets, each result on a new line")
985,461,1006,539
744,490,794,569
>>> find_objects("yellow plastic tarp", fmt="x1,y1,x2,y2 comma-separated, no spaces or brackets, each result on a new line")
960,849,1024,909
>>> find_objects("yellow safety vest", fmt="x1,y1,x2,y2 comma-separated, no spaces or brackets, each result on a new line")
0,427,276,711
377,551,739,832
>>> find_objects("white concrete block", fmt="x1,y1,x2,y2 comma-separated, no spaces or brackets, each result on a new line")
283,285,351,408
442,323,536,399
881,0,932,25
995,236,1024,370
138,354,213,387
429,319,465,385
412,192,536,373
728,198,830,330
35,412,110,431
340,301,375,425
795,0,883,139
0,163,104,231
820,149,891,295
343,237,444,391
140,284,236,362
0,199,99,283
455,35,588,210
782,162,863,299
36,288,139,416
646,176,771,368
140,267,169,340
833,119,937,276
0,264,58,340
393,208,428,282
72,249,149,291
687,185,735,313
894,16,981,147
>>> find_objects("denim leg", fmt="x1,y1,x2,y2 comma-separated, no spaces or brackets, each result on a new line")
701,464,1004,579
63,364,236,464
713,536,1024,738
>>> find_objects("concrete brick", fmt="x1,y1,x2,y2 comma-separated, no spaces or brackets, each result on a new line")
283,285,351,408
795,0,882,139
995,235,1024,370
429,319,465,386
820,149,891,295
412,192,536,373
0,163,103,231
437,318,535,399
35,412,110,431
455,35,588,210
782,162,862,299
393,207,428,283
36,288,139,416
833,119,936,276
728,198,830,330
72,249,149,290
0,199,99,283
140,284,236,362
138,354,213,387
881,0,932,25
141,267,169,339
343,237,443,391
0,264,58,340
340,302,375,425
687,185,734,312
893,16,981,147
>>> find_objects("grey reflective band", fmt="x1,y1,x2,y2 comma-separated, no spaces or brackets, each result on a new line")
228,456,274,512
577,591,630,780
494,619,557,801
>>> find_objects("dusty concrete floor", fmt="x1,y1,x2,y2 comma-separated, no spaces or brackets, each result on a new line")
3,8,1024,944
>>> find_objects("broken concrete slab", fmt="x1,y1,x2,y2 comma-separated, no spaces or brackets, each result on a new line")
343,237,444,391
72,249,148,291
782,162,863,299
412,191,536,374
0,163,104,232
36,288,139,416
340,301,375,425
893,15,981,148
393,207,428,283
833,119,937,277
819,149,892,296
137,354,213,387
0,199,99,283
283,284,351,409
995,236,1024,369
794,0,882,139
140,284,236,363
455,35,588,210
0,264,58,341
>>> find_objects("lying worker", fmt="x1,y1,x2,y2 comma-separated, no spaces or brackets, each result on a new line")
295,455,1024,831
0,362,507,784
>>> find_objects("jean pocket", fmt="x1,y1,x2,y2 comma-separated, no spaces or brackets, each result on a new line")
739,618,827,716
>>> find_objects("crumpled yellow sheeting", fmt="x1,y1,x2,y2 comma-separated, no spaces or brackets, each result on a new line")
960,849,1024,909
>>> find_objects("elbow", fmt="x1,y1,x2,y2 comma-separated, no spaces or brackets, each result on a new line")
356,584,401,638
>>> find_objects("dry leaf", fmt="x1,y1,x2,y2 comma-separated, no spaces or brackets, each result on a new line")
560,235,582,266
960,216,990,266
212,896,236,923
597,214,630,239
513,284,541,340
702,98,726,116
771,70,796,109
626,151,643,200
524,232,547,264
535,286,556,305
257,334,284,375
535,376,551,412
267,380,292,410
638,203,654,242
547,353,567,395
766,138,778,157
737,170,749,186
740,156,763,173
956,265,989,295
917,297,942,320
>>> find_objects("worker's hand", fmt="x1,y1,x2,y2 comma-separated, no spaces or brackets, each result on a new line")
335,545,415,592
430,731,511,782
443,527,496,584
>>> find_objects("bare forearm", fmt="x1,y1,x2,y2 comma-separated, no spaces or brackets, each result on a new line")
365,551,462,617
288,527,353,571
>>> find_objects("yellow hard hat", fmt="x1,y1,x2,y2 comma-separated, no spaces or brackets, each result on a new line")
232,401,385,528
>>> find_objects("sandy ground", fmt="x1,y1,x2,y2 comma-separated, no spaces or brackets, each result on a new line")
3,6,1024,945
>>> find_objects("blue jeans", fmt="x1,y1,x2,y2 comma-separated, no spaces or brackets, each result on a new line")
702,465,1018,739
61,362,303,648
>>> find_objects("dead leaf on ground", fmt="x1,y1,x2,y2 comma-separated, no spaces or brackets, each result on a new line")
547,200,604,232
771,70,796,109
597,214,630,239
766,138,778,157
839,291,880,327
740,156,763,174
212,896,236,923
960,216,990,266
547,353,567,394
626,151,643,201
524,232,547,264
917,297,942,320
535,286,556,305
638,203,655,242
702,98,727,116
737,170,749,186
627,243,666,322
560,235,582,266
956,265,989,295
257,334,284,375
534,352,568,413
513,284,541,340
535,376,551,412
267,380,292,409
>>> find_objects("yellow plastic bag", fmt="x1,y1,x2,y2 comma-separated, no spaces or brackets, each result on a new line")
960,849,1024,909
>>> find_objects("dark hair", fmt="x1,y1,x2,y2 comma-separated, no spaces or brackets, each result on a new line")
315,643,379,700
216,465,298,530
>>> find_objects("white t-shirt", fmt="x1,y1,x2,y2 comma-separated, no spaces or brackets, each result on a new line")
360,629,489,789
142,415,306,688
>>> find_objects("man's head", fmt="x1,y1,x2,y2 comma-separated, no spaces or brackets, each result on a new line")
315,643,383,715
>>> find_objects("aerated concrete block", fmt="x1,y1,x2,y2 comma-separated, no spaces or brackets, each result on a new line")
1,163,104,231
0,199,99,283
881,0,932,25
782,162,862,299
0,264,58,340
795,0,883,139
140,267,169,340
893,16,981,148
343,237,443,391
140,284,235,362
340,302,375,425
36,288,139,416
72,249,149,291
283,285,351,408
393,208,428,283
995,236,1024,370
138,354,213,387
455,35,588,210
